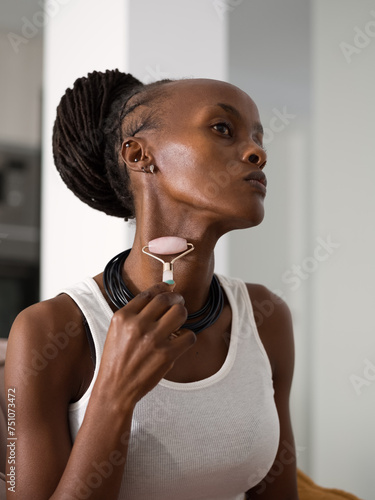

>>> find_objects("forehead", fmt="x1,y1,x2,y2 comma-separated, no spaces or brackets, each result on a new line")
160,79,260,120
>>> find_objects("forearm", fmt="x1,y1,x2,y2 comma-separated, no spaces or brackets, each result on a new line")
51,389,135,500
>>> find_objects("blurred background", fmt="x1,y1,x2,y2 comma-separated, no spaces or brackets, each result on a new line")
0,0,374,497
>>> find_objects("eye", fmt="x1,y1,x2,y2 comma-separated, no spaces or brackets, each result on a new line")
212,122,232,137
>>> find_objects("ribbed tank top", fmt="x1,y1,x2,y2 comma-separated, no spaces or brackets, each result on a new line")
62,274,279,500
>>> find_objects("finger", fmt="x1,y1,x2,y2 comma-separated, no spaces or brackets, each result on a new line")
166,328,196,356
141,291,185,322
122,281,176,314
156,302,188,334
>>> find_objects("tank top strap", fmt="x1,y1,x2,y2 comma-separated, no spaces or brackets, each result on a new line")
216,274,273,378
59,277,113,409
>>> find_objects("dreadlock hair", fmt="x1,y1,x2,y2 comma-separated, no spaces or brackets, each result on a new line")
53,69,173,219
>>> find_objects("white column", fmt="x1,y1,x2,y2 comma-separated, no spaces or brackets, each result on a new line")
311,1,375,498
41,0,131,298
42,0,229,299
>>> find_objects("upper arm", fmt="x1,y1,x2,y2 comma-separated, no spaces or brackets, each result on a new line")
4,299,84,498
246,284,298,500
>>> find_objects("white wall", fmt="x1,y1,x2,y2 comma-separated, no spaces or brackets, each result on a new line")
311,1,375,497
227,0,312,472
228,0,375,498
41,0,131,298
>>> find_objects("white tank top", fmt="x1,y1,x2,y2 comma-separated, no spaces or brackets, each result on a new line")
62,274,279,500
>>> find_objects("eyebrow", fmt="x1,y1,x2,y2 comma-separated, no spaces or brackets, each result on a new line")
216,102,264,135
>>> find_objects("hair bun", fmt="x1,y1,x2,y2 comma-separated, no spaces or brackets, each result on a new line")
53,69,142,217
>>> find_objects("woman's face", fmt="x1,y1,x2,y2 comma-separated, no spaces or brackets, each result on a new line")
135,79,267,231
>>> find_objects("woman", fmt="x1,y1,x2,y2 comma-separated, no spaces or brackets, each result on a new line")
5,70,298,499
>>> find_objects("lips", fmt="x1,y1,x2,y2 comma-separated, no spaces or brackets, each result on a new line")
243,170,267,187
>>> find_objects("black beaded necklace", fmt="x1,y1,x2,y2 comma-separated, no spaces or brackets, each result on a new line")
103,249,224,334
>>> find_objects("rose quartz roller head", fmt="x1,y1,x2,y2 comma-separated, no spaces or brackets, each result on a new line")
142,237,194,283
148,237,188,255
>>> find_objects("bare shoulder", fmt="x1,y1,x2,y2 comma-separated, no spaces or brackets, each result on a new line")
245,283,294,378
4,296,94,496
6,293,88,402
10,293,82,338
245,283,292,330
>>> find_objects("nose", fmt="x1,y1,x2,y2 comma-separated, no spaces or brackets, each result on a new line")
242,143,267,169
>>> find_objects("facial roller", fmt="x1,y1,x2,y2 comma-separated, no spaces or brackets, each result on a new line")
142,237,194,283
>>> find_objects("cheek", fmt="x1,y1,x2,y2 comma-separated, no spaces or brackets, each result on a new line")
156,140,198,173
154,137,253,215
155,140,212,201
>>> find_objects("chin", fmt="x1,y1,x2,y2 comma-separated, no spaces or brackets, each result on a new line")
227,208,265,231
242,203,265,227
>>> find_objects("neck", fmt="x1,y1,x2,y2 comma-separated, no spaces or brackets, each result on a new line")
120,183,237,312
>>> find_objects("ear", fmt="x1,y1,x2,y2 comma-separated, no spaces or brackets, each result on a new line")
120,137,153,172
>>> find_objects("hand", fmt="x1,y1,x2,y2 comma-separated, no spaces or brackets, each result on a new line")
95,282,196,407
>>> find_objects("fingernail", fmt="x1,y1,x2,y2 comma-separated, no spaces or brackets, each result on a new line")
164,279,175,285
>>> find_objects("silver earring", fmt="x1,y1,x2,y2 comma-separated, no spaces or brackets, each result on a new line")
134,158,138,162
142,165,155,174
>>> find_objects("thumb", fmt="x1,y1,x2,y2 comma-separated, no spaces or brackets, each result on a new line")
163,279,176,291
